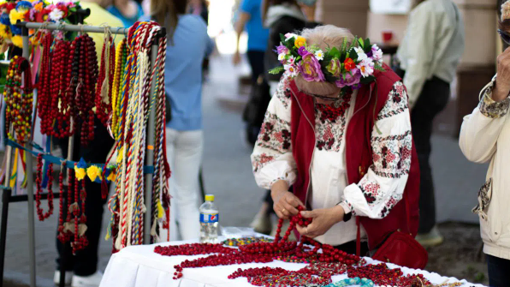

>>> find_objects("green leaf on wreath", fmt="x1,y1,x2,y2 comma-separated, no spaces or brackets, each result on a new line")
269,66,285,74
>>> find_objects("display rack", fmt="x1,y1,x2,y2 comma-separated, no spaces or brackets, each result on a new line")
0,20,165,287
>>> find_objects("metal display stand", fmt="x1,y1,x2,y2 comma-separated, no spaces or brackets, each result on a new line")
0,20,164,287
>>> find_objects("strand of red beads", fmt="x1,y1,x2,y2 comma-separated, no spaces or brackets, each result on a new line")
57,161,70,243
37,32,53,136
347,263,431,287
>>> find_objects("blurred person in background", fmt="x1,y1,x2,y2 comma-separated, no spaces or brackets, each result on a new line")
54,2,124,287
395,0,464,247
143,0,214,241
249,0,320,235
233,0,270,145
458,3,510,285
107,0,144,28
188,0,211,76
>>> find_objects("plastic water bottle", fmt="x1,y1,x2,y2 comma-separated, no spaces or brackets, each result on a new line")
199,194,219,243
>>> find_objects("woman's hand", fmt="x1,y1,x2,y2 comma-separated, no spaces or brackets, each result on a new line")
494,47,510,101
272,190,304,219
296,205,345,238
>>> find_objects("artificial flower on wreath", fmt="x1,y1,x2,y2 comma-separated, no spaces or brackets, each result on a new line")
0,0,85,47
269,33,386,94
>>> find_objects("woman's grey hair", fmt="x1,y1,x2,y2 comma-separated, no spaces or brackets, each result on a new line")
295,25,354,96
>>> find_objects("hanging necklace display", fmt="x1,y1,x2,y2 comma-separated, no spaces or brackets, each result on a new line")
107,21,170,251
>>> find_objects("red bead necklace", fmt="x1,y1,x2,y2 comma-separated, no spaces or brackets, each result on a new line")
35,154,54,221
347,263,432,287
37,32,54,136
155,205,361,282
57,161,70,243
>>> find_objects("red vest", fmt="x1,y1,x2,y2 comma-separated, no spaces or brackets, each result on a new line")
288,66,420,250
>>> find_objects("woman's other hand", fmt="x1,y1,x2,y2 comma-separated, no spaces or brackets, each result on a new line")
494,47,510,101
271,180,304,219
296,205,344,238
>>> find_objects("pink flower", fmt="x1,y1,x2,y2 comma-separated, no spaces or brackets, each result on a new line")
276,44,288,55
357,58,374,78
371,44,383,65
335,68,361,88
299,53,325,82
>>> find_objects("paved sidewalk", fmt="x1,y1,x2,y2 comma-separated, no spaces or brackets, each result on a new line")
1,54,488,285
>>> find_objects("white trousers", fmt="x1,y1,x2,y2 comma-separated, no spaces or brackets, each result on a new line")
164,128,203,241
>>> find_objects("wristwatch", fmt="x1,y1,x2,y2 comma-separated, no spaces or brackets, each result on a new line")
337,201,352,222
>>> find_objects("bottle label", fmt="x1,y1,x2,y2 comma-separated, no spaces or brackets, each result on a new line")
200,213,219,223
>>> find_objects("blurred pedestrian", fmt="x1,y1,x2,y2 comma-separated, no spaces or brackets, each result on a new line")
233,0,270,145
458,4,510,285
107,0,143,28
143,0,214,241
395,0,465,247
53,2,124,287
188,0,209,23
249,0,319,235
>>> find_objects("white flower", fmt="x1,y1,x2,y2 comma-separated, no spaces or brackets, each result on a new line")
357,58,374,78
371,44,384,65
285,33,299,40
284,64,299,77
278,53,286,62
288,56,296,65
49,8,64,21
353,47,368,61
314,49,324,61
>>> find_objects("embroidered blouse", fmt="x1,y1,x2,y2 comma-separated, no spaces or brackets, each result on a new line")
251,75,413,246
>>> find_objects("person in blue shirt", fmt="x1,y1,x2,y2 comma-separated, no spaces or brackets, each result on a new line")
142,0,214,241
233,0,270,145
107,0,144,28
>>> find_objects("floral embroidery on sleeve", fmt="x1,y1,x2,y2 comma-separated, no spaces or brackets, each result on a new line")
377,81,408,121
371,130,412,178
479,77,510,119
257,113,292,154
252,153,275,173
275,76,292,109
343,81,412,219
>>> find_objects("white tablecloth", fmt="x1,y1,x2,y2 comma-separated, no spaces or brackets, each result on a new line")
100,238,486,287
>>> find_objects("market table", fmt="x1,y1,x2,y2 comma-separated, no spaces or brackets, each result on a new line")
99,237,486,287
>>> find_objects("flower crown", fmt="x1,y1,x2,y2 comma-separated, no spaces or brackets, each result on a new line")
269,33,385,92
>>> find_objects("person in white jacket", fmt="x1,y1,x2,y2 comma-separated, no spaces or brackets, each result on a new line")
396,0,465,246
459,3,510,285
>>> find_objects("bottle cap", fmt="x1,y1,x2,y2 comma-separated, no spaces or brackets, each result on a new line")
205,194,214,201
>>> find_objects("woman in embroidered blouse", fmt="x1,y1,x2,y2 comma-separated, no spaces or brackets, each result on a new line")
251,25,419,255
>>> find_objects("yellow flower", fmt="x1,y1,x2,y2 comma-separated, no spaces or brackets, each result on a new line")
11,35,22,48
75,167,86,181
9,9,26,25
34,2,43,12
106,170,116,182
294,36,306,48
0,24,12,40
86,165,102,182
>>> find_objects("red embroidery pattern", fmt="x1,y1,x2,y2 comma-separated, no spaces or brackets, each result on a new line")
314,95,351,152
252,153,275,172
371,130,412,178
377,81,408,121
257,113,292,154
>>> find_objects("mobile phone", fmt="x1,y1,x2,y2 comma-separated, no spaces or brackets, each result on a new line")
297,0,317,6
